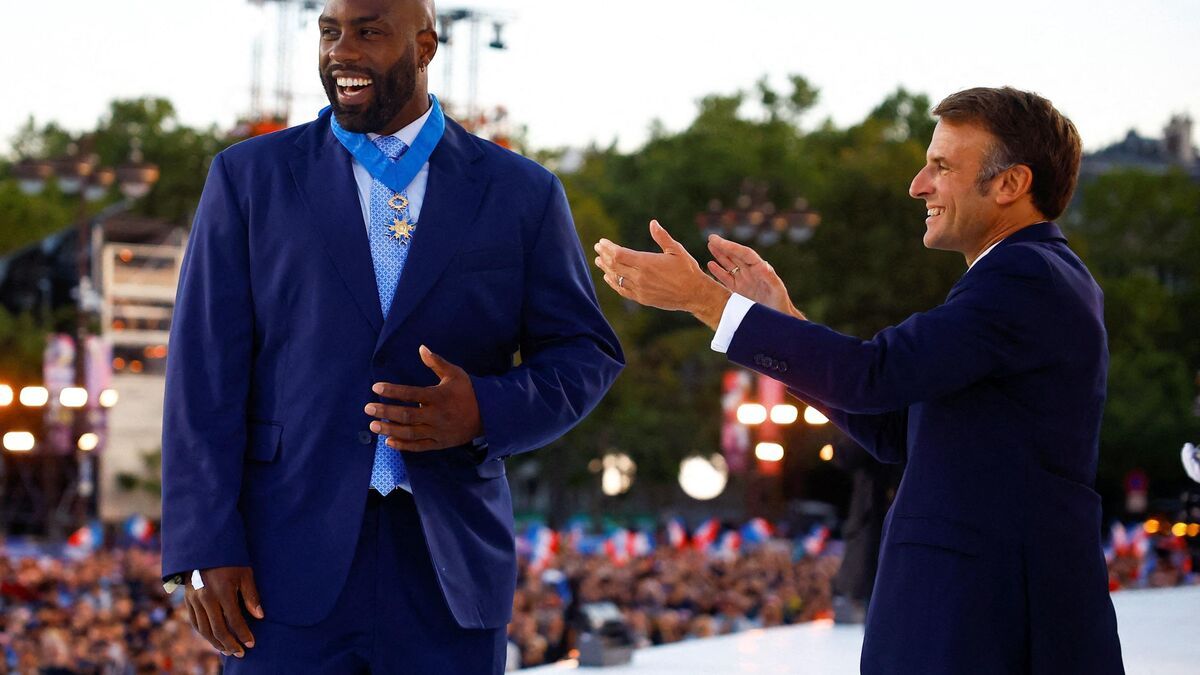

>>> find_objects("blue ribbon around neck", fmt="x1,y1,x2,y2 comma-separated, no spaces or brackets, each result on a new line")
325,94,445,195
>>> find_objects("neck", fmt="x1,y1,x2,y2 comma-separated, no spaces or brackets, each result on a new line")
376,86,431,136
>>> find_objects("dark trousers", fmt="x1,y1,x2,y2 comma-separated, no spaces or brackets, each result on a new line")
224,490,506,674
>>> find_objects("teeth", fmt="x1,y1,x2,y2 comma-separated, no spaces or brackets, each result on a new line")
336,77,373,88
927,208,945,216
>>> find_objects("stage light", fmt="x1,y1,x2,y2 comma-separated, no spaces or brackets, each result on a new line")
803,406,828,425
0,384,12,406
736,403,767,425
60,387,88,408
600,452,636,496
99,389,119,408
769,404,798,424
1144,520,1160,534
755,442,784,462
78,433,100,452
819,444,834,462
19,387,48,407
1188,524,1199,538
3,432,35,452
678,455,728,500
1171,522,1187,537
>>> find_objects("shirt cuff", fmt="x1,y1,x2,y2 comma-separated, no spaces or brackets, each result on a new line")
710,293,756,354
191,569,204,590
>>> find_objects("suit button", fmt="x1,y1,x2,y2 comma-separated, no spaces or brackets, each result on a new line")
754,354,765,366
778,361,788,373
358,431,374,445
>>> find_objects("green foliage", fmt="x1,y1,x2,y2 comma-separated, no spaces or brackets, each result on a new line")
115,446,163,497
0,307,45,383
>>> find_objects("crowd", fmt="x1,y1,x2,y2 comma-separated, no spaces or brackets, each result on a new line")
0,517,1195,673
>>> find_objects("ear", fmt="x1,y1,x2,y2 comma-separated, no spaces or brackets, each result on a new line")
994,164,1034,206
417,29,439,68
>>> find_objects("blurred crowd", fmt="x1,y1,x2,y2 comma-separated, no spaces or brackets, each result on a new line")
506,544,840,669
0,548,218,675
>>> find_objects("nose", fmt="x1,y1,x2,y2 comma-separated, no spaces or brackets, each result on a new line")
326,35,359,65
909,165,932,200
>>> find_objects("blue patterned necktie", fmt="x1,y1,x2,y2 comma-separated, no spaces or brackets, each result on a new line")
368,135,415,495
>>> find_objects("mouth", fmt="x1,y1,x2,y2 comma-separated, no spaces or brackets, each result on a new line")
925,206,945,223
334,75,374,106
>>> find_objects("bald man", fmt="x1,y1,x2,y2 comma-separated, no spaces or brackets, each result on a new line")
159,0,623,671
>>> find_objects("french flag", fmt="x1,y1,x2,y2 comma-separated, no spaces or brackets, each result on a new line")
692,518,721,552
666,517,688,550
527,525,559,573
802,525,829,557
1110,522,1129,555
605,528,631,566
716,530,742,556
565,516,590,551
630,530,655,557
67,521,104,554
125,514,155,543
740,517,773,547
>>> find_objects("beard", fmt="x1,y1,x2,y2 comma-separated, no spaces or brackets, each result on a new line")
320,45,418,133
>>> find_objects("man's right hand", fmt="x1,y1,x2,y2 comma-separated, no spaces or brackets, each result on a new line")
183,566,264,658
706,235,806,320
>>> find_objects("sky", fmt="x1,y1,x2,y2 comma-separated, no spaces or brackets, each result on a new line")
7,0,1200,154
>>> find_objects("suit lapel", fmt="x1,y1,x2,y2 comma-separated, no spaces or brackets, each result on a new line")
376,121,487,352
289,114,384,333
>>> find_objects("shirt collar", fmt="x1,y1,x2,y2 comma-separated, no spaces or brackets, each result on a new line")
367,102,434,148
968,240,1003,270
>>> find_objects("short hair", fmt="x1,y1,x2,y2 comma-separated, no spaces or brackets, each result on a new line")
932,87,1082,220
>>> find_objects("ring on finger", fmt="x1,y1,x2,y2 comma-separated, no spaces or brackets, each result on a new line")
731,266,741,275
618,275,625,287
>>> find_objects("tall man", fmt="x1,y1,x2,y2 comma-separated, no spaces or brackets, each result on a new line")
595,87,1124,673
161,0,623,671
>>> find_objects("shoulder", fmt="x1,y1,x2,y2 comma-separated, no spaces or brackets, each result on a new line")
447,118,557,189
214,117,322,167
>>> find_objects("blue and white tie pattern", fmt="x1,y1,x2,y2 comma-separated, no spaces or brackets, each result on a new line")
368,135,414,495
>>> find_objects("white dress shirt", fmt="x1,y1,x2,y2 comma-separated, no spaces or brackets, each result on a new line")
710,237,1010,355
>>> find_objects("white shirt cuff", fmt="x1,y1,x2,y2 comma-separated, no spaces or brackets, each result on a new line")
710,293,756,354
191,569,204,590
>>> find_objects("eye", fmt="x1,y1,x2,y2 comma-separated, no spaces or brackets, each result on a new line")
320,27,339,39
361,28,382,37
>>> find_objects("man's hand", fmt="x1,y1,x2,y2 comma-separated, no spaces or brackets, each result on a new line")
593,220,731,329
706,235,805,320
183,566,263,658
367,345,483,451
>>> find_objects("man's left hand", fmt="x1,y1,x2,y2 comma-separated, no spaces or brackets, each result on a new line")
366,346,483,452
594,220,730,329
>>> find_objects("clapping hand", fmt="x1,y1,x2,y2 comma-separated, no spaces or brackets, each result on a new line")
366,346,484,452
705,235,805,320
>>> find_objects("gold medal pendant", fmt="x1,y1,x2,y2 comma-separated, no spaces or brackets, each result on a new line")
388,194,409,211
389,217,415,244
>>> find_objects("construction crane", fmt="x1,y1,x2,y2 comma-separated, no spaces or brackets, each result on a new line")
236,0,321,138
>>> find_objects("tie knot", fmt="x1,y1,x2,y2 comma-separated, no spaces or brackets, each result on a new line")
372,135,408,160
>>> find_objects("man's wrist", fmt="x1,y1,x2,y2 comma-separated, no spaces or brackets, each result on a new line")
691,282,732,330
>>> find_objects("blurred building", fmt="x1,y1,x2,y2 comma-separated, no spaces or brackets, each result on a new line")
1081,114,1199,179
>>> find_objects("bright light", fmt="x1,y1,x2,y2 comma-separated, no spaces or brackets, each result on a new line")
0,385,12,406
678,454,729,500
770,404,798,424
736,403,767,425
3,432,35,452
98,389,119,408
600,452,636,496
1144,520,1160,534
78,433,101,452
19,387,49,407
60,387,88,408
1171,522,1187,538
803,406,829,425
819,444,835,462
755,442,784,462
1188,524,1200,538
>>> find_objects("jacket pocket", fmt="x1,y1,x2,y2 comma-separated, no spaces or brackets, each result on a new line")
246,421,282,463
890,515,984,557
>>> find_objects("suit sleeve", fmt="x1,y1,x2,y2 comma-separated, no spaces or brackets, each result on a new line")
788,390,908,464
469,175,624,461
728,245,1054,416
160,153,254,577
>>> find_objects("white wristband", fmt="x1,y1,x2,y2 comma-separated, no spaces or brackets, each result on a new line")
191,569,205,590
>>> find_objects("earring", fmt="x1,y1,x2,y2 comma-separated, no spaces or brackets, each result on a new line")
419,61,427,73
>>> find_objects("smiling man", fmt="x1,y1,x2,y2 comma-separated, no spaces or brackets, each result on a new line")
159,0,623,672
594,87,1125,673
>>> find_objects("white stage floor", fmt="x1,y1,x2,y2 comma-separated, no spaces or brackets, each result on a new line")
528,586,1200,674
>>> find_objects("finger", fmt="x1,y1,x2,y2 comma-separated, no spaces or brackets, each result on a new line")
706,238,740,272
184,594,204,637
648,220,680,254
707,234,762,265
365,403,429,426
374,420,435,441
200,591,243,656
372,382,433,404
221,589,257,654
387,436,445,452
241,574,265,622
593,255,639,282
593,241,644,273
601,273,636,301
706,260,736,289
418,345,456,381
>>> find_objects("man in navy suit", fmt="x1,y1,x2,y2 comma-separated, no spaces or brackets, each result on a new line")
595,87,1124,673
160,0,622,671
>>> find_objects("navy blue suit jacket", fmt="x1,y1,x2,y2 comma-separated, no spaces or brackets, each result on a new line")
161,110,623,629
728,223,1123,673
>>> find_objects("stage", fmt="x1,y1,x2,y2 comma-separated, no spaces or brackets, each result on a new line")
528,586,1200,673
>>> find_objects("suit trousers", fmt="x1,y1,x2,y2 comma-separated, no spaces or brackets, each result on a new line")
223,489,506,674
